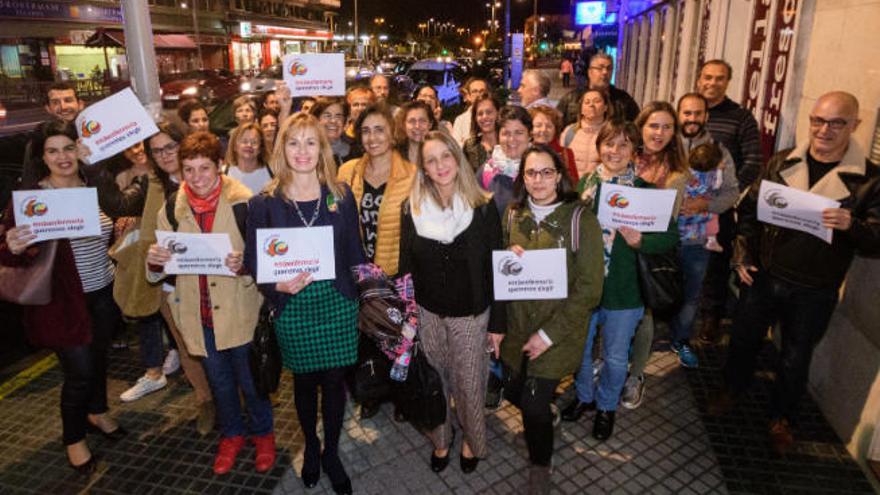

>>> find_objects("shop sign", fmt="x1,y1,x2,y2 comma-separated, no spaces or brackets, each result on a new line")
741,0,773,117
68,30,95,45
758,0,799,157
0,1,121,23
240,22,252,38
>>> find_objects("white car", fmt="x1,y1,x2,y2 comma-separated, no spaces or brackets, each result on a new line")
406,59,463,107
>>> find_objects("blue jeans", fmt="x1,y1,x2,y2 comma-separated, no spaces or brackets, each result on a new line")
201,327,273,438
669,244,711,343
137,313,165,369
574,307,645,411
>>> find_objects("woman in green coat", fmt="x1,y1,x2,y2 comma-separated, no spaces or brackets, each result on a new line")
489,143,604,494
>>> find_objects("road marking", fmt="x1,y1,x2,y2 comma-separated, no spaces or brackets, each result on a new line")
0,354,58,400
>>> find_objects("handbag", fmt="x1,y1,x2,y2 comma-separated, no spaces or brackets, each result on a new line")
249,302,282,396
635,247,683,311
352,337,393,403
394,341,446,432
0,240,58,305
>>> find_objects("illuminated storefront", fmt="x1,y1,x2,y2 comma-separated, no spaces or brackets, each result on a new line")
229,22,331,73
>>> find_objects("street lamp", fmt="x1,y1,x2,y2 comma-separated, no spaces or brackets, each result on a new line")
180,1,203,69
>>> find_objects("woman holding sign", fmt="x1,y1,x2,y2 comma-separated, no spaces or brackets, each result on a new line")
145,131,275,475
561,120,678,440
245,113,364,495
0,120,122,474
398,131,504,474
498,143,604,491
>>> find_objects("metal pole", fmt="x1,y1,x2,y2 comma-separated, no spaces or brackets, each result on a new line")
354,0,359,59
121,0,161,119
191,1,203,69
503,0,510,87
532,0,537,65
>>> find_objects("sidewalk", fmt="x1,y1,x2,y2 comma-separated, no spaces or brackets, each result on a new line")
0,326,872,494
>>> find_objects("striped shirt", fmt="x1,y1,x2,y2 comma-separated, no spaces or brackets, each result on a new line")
69,210,115,293
706,97,764,191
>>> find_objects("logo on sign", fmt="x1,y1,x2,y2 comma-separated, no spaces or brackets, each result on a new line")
606,192,630,208
163,238,188,254
288,60,308,77
763,190,788,209
263,236,289,257
498,256,523,276
81,120,101,138
21,196,48,217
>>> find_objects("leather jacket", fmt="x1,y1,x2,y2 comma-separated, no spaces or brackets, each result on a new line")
733,141,880,289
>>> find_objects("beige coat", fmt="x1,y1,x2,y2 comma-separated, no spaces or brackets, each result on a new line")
147,177,262,356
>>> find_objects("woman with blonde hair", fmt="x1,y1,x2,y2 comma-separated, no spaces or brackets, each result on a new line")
399,130,504,474
245,113,364,494
224,122,272,194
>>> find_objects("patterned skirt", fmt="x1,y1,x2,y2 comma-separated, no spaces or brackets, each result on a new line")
275,280,359,374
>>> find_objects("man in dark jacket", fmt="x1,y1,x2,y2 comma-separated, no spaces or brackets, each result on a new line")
709,91,880,454
556,52,639,127
697,59,764,343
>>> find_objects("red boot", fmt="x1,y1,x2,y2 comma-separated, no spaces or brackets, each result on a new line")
253,433,276,473
213,435,245,475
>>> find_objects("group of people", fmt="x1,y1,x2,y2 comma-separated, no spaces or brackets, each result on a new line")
1,48,878,495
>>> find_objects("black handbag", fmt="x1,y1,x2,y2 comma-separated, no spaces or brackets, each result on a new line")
394,342,446,432
635,247,683,311
249,303,282,396
352,338,393,403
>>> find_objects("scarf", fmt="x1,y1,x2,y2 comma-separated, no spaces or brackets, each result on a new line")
480,145,521,189
184,176,223,215
581,163,638,276
412,193,474,244
183,175,223,328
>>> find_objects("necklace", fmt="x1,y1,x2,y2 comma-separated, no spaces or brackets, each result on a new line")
291,197,320,227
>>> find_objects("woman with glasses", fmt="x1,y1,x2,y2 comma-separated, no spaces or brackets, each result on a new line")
310,97,355,165
497,143,604,493
224,123,272,194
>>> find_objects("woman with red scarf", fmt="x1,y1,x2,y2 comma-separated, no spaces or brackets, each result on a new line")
145,131,273,475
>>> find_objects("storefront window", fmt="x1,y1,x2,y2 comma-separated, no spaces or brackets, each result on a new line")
0,45,22,77
54,45,123,80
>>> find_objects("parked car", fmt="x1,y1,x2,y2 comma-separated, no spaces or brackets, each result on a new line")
405,59,464,107
160,69,240,108
238,64,283,95
345,59,374,82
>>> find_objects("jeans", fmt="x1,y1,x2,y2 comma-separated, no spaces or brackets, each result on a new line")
201,327,273,438
723,272,838,420
503,364,560,467
575,307,645,411
670,244,712,343
136,313,165,369
56,284,120,445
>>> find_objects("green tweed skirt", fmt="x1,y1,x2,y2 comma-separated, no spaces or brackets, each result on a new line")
275,280,359,373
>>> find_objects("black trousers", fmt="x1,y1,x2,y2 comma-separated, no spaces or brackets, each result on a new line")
293,366,348,476
56,284,119,445
701,209,736,321
723,272,838,420
503,367,560,467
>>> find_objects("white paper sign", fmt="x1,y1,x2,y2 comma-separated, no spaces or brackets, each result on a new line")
76,88,159,165
155,231,235,276
255,226,336,284
282,53,345,97
757,180,840,244
596,184,677,232
12,188,101,242
492,249,568,301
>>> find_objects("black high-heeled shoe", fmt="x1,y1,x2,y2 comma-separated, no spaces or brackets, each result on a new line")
86,422,128,441
321,453,352,495
301,448,320,488
460,454,479,474
69,455,97,475
430,451,450,473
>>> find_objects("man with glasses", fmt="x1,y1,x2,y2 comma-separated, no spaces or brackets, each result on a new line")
451,78,489,145
696,59,764,344
556,52,639,127
708,91,880,454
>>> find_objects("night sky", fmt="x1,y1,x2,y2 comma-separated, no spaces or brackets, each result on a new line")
336,0,574,35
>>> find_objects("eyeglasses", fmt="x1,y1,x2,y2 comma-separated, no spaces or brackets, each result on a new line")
809,116,849,131
150,142,179,156
523,168,558,180
320,112,345,122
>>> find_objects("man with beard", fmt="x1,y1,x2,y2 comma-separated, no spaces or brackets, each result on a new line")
556,52,639,127
21,82,86,185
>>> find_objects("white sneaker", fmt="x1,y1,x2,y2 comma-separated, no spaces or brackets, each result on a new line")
120,374,167,402
162,349,181,375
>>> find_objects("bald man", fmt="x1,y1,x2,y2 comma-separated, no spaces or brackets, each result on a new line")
709,91,880,454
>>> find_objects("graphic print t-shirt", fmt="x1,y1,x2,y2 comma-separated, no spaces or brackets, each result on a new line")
360,182,386,261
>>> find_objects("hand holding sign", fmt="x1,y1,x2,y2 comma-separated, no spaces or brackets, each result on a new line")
76,88,159,165
596,184,677,232
282,53,345,97
12,188,102,242
154,231,236,276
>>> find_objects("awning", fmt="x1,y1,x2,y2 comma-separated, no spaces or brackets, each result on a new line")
85,29,197,50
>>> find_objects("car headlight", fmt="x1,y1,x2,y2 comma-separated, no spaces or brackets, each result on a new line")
182,86,198,96
240,81,252,92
